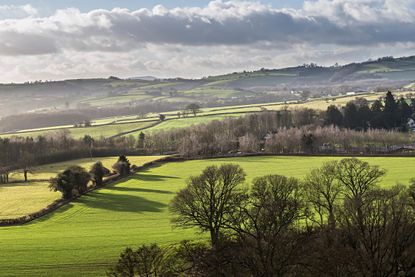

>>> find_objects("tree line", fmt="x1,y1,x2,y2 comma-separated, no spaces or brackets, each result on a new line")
0,133,141,184
2,92,415,180
109,158,415,277
49,156,131,200
325,91,415,131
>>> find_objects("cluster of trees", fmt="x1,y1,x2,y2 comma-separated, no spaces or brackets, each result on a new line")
264,126,414,154
325,91,415,130
110,159,415,276
49,156,130,199
145,112,414,157
0,133,142,183
2,92,415,176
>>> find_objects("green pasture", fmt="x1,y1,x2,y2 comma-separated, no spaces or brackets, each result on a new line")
0,156,164,220
137,114,246,133
0,156,415,276
1,91,412,140
0,121,155,139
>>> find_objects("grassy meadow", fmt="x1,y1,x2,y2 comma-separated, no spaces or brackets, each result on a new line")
0,156,164,220
0,156,415,276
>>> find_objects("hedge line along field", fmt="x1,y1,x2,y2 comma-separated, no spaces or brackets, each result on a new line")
0,156,164,220
0,121,156,139
4,91,411,140
1,156,415,276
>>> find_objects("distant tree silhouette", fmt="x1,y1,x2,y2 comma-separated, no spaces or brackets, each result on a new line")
186,103,201,117
324,105,343,127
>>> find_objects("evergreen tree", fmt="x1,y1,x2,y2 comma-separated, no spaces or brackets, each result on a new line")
358,105,371,130
398,97,412,119
138,132,145,148
383,91,398,128
324,105,343,127
370,99,384,129
343,102,360,129
410,99,415,117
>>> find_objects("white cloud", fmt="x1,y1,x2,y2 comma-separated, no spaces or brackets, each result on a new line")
0,4,38,20
303,0,415,23
0,0,414,82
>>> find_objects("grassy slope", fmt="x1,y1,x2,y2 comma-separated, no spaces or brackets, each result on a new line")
0,121,155,139
0,156,164,220
0,156,415,276
130,114,245,134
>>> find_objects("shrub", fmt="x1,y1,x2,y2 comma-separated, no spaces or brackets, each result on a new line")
112,155,131,176
49,166,90,199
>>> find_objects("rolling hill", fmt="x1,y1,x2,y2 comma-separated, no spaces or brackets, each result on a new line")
1,55,415,132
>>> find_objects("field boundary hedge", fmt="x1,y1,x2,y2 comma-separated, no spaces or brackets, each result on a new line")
2,152,415,227
0,156,175,227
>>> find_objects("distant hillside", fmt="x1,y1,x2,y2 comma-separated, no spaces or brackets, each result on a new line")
0,55,414,120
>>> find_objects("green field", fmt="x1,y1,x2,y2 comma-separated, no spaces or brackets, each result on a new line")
0,121,156,139
0,156,415,276
3,90,413,140
133,114,246,133
0,156,164,220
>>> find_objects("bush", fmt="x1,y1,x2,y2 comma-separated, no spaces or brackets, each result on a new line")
89,161,110,187
112,155,131,176
49,166,90,199
107,244,165,277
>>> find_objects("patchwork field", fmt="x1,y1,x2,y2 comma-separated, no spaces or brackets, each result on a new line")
0,156,164,220
2,91,398,139
0,156,415,276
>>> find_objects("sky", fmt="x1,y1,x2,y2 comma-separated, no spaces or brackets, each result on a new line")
0,0,414,82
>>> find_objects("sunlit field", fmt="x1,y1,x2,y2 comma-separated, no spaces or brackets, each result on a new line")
0,156,414,276
0,156,164,220
3,91,411,140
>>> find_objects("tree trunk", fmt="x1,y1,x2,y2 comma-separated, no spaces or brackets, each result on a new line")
24,170,28,182
210,229,218,247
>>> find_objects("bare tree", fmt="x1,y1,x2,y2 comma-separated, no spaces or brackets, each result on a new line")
227,175,306,277
337,185,415,276
170,164,247,246
335,158,385,199
19,152,36,182
185,103,201,117
304,161,343,228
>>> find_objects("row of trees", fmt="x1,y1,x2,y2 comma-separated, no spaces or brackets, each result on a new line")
152,116,414,157
49,156,130,199
0,133,140,183
325,91,415,130
2,109,415,180
2,92,415,175
109,159,415,276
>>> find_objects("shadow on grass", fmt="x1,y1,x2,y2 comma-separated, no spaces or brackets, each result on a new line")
109,186,174,194
80,192,167,213
0,180,49,188
132,173,180,182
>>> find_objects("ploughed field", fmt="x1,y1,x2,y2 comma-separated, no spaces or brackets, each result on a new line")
1,156,415,276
